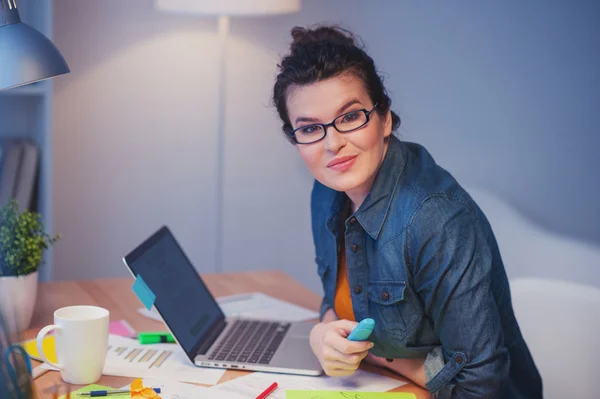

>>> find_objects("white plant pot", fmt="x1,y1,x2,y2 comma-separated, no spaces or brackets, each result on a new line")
0,271,38,335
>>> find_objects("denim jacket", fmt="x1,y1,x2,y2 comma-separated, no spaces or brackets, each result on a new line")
311,135,543,398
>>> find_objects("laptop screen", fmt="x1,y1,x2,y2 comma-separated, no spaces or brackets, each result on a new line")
124,226,225,361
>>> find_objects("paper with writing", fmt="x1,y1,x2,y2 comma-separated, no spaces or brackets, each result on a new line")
41,334,225,385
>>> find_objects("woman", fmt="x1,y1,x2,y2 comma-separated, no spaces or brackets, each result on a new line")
272,26,543,398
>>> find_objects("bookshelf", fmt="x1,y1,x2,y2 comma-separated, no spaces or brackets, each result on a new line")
0,0,55,281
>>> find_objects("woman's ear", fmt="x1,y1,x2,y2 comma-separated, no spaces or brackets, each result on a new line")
383,109,393,138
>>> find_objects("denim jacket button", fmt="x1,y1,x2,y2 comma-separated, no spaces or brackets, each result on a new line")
351,244,358,252
350,217,357,224
381,290,390,300
353,285,361,294
455,354,464,364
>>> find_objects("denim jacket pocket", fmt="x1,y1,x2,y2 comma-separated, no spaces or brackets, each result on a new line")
367,281,421,340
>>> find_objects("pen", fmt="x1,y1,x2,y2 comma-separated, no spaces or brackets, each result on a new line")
78,388,161,397
255,382,278,399
138,332,175,344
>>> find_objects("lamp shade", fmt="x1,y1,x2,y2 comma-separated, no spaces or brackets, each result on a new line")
0,0,69,91
154,0,301,16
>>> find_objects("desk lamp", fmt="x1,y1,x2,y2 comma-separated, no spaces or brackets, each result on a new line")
0,0,69,91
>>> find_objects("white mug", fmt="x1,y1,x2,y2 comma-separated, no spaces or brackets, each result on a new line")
36,305,109,384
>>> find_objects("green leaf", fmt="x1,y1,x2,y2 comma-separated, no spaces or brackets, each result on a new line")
0,199,60,276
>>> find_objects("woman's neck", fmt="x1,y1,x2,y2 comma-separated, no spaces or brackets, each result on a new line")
346,185,371,214
346,138,391,213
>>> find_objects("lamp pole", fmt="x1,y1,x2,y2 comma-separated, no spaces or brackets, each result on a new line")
214,15,230,274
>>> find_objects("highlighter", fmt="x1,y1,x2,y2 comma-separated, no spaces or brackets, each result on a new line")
347,318,375,341
138,332,175,344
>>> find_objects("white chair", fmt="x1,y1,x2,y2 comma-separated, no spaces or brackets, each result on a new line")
509,277,600,399
465,186,600,288
461,187,600,396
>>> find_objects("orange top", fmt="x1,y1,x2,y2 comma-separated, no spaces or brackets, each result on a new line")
333,235,356,322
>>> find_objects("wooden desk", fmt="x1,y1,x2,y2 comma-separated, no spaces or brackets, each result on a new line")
26,270,430,398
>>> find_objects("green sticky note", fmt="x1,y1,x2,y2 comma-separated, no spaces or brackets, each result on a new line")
286,391,416,399
57,384,129,399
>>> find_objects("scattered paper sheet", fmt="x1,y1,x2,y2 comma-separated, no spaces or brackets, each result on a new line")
137,307,163,322
287,392,416,399
41,334,225,385
217,292,320,321
205,370,406,399
120,378,209,399
138,292,319,323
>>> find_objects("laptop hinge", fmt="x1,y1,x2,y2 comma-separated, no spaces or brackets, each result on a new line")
195,317,227,355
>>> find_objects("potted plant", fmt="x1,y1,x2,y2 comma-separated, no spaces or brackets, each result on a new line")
0,199,60,334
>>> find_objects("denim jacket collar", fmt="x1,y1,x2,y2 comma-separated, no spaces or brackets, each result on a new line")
326,135,406,240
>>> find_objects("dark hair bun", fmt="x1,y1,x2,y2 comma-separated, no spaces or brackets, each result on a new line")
290,26,356,54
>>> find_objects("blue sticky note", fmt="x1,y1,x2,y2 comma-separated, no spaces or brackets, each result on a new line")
132,275,156,310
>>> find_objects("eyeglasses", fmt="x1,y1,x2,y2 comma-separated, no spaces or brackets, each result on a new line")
289,103,378,145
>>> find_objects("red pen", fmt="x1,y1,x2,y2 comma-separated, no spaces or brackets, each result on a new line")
256,382,278,399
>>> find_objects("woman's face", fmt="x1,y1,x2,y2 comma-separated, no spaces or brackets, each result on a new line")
286,73,392,203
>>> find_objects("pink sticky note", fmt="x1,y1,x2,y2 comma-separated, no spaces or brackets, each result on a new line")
109,320,137,338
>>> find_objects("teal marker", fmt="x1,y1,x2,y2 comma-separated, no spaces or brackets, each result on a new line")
347,318,375,341
138,332,175,344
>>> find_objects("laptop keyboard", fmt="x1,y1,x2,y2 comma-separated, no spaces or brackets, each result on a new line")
208,320,291,365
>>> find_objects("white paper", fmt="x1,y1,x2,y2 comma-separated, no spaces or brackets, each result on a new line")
41,334,225,385
137,292,319,323
205,370,406,399
120,378,209,399
218,292,320,321
137,307,163,322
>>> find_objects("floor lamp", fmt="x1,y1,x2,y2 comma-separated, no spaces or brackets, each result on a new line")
154,0,301,274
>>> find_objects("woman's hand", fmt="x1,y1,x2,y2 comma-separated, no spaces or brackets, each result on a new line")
309,319,374,377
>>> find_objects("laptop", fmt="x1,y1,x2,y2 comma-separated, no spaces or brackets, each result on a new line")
122,225,323,376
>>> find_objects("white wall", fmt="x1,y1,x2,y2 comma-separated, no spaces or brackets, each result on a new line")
52,1,600,293
52,1,223,279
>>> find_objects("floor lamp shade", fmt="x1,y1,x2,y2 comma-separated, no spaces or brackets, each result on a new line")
154,0,301,16
0,0,70,91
